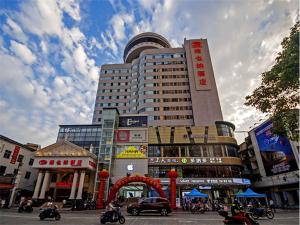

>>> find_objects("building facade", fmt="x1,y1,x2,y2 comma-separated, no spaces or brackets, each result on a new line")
0,135,39,206
92,32,223,126
239,120,299,207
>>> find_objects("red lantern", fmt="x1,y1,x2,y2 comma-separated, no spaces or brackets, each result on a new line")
97,170,109,209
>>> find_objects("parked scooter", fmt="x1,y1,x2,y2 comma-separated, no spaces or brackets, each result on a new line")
218,210,259,225
249,206,274,219
100,206,125,224
190,204,206,214
18,199,33,213
85,200,97,210
39,205,61,220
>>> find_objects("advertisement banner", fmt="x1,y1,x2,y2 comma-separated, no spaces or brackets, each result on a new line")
254,120,298,176
116,145,147,158
115,130,147,143
119,116,148,128
10,146,20,164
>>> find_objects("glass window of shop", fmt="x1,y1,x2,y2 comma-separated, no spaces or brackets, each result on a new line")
57,125,101,154
216,123,234,137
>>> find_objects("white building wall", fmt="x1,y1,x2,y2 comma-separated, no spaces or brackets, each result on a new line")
0,137,38,192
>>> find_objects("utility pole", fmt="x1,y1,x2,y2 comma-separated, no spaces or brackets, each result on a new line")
8,162,22,208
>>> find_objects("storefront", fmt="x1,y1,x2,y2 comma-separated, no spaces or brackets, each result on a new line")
32,140,97,201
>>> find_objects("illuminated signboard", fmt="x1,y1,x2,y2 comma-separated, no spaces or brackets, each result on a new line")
115,130,147,143
116,145,147,159
119,116,148,128
33,157,96,170
190,40,211,90
148,157,223,165
159,178,251,186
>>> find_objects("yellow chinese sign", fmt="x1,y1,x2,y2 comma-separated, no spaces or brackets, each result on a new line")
116,146,147,159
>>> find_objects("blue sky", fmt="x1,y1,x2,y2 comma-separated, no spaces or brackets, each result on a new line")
0,0,298,147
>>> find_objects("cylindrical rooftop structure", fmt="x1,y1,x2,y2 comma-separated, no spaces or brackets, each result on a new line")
123,32,171,63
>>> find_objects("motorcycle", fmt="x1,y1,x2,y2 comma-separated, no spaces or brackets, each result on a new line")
218,210,259,225
39,205,61,220
85,200,97,210
100,206,125,224
250,207,274,219
190,204,206,214
18,201,33,213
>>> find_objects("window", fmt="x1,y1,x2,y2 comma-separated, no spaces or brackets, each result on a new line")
13,168,18,175
0,166,6,175
3,150,11,159
17,154,24,163
29,158,34,166
25,172,31,179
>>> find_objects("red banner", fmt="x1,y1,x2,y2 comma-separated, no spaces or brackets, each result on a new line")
10,146,20,164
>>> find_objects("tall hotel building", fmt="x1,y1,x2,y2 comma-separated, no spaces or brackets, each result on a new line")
32,33,247,204
92,32,222,125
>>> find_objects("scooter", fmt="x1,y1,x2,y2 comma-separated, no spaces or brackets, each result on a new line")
100,207,125,224
190,204,206,214
39,205,61,220
250,207,274,219
218,210,259,225
18,201,33,213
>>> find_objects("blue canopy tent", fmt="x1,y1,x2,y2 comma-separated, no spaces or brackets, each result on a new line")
186,188,208,198
235,188,266,198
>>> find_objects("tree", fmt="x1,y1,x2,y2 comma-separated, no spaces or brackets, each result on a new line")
245,21,299,140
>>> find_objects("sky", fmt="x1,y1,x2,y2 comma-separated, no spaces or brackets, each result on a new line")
0,0,298,147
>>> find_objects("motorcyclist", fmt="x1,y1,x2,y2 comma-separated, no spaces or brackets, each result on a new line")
107,199,120,220
231,199,253,225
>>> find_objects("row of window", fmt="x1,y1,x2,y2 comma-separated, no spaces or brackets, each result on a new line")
101,89,129,93
144,74,188,80
97,102,127,107
3,150,32,165
97,95,128,100
162,89,190,94
100,82,129,86
143,61,185,66
144,68,186,73
162,82,189,87
141,97,191,104
0,166,32,179
102,69,130,74
144,53,184,60
163,106,192,111
152,115,193,120
100,76,129,81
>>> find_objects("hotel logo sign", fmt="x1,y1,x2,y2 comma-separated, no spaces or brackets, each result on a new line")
190,40,211,91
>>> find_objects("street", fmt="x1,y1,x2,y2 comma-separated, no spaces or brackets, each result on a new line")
0,208,299,225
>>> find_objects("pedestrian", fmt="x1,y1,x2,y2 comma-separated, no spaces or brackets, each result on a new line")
269,199,276,213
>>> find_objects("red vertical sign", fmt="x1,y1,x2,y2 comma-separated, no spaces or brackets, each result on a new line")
10,146,20,164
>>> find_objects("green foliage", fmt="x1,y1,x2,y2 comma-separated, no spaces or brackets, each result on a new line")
245,22,299,140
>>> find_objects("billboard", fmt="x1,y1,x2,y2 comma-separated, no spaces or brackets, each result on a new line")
115,130,147,143
10,146,20,164
119,116,148,128
254,120,298,176
115,145,147,159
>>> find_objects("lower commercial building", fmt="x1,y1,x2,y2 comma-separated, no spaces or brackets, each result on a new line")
0,135,39,206
239,120,299,208
32,109,250,205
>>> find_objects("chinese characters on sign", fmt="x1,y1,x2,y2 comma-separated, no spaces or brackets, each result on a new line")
10,146,20,164
190,40,211,90
159,178,251,185
39,159,83,167
148,157,223,165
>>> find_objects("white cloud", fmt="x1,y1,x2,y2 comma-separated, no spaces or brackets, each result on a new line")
9,40,37,64
3,18,28,43
111,13,134,41
57,0,81,21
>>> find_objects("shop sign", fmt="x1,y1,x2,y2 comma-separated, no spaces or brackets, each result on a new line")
119,116,148,128
199,186,212,190
10,146,20,164
115,130,147,143
116,145,147,159
148,157,223,165
159,178,251,186
190,40,211,90
33,157,96,170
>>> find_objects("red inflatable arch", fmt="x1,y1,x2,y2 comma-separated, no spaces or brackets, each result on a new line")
107,176,166,203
